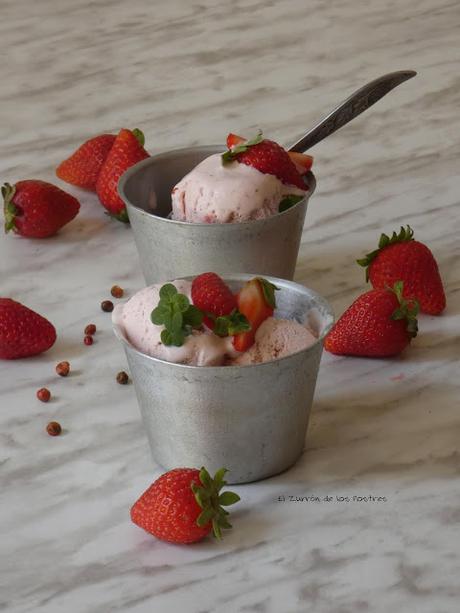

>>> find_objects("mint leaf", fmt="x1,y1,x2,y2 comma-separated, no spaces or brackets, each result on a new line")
159,284,177,300
279,194,304,213
214,309,251,337
183,305,204,327
175,294,190,312
151,283,206,346
151,306,167,325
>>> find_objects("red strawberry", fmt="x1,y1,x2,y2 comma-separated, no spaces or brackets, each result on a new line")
56,134,116,190
191,272,251,336
0,298,56,359
222,132,306,190
233,277,278,352
130,466,240,544
225,133,313,178
324,281,418,357
357,226,446,315
96,128,149,222
192,272,237,328
3,180,80,238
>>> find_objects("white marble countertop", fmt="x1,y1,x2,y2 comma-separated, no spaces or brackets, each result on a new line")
1,0,460,611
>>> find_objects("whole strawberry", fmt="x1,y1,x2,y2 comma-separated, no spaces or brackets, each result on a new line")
131,467,240,544
96,128,149,222
325,281,418,357
56,133,116,190
357,226,446,315
0,298,56,359
222,132,307,190
3,180,80,238
191,272,250,335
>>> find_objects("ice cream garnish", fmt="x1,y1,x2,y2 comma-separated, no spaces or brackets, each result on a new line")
221,132,307,190
233,278,279,352
279,194,304,212
221,131,264,163
212,309,251,337
150,283,204,346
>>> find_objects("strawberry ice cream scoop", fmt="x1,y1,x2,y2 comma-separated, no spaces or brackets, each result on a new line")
230,317,317,366
171,154,306,223
112,280,238,366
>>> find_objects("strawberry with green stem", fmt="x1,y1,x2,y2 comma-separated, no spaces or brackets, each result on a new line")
357,225,446,315
3,180,80,238
325,281,419,357
131,466,240,544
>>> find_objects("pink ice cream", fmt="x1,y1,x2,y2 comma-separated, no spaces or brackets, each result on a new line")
171,153,307,223
112,280,238,366
113,281,317,367
231,317,317,365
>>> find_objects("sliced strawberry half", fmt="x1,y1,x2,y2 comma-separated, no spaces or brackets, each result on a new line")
225,133,313,177
233,277,278,352
288,151,313,175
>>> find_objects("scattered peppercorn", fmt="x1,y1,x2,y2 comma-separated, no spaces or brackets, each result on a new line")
56,361,70,377
111,285,124,298
84,335,93,346
116,371,129,385
46,421,62,436
37,388,51,402
84,323,96,335
101,300,114,312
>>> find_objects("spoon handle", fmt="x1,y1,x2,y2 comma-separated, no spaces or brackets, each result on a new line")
288,70,416,153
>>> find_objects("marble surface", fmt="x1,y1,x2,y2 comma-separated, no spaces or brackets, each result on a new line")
1,0,460,611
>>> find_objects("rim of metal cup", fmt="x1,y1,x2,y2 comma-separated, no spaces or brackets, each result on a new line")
117,144,316,227
113,274,334,371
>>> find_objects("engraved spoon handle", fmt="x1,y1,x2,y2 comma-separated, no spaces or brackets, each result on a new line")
288,70,416,152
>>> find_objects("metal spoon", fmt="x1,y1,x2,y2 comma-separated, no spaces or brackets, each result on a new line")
288,70,416,153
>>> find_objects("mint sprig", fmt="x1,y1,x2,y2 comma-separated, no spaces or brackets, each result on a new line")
222,131,264,164
151,283,204,346
212,309,251,337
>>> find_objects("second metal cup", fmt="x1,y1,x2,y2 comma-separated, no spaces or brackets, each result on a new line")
118,146,316,284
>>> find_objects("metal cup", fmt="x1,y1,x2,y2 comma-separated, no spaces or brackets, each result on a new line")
118,146,316,284
113,274,333,484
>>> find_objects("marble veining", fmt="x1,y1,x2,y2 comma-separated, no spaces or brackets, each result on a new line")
1,0,460,611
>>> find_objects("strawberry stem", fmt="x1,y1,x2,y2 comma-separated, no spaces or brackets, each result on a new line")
131,128,145,147
191,467,240,540
357,225,414,282
221,131,264,164
390,280,419,338
2,182,17,233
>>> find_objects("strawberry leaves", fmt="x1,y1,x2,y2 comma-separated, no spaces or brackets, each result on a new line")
390,280,419,338
191,467,240,540
2,183,18,233
151,284,204,346
222,131,264,164
257,277,279,309
357,225,415,281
